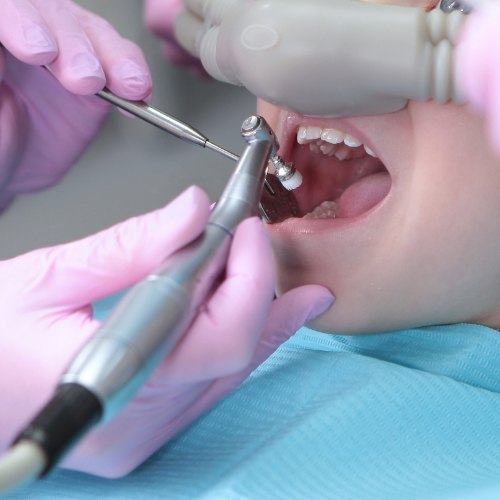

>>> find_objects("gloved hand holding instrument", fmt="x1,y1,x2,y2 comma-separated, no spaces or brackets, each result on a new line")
0,0,152,211
0,110,333,492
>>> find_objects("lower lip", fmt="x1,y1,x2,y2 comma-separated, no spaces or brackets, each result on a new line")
268,213,370,235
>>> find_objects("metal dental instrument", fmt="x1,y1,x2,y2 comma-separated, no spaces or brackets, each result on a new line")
439,0,473,13
96,88,239,161
6,115,277,483
96,89,301,222
42,66,299,223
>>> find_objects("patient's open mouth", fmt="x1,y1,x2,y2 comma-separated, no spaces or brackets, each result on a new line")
279,120,391,221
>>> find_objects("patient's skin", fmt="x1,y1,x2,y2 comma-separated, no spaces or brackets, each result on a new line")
258,98,500,334
257,0,500,334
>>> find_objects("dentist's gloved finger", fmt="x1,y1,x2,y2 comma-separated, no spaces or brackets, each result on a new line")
0,0,58,65
161,39,203,69
75,8,152,100
144,0,205,74
157,217,276,383
39,2,105,94
184,0,207,19
0,47,4,79
257,285,335,360
487,64,500,155
0,47,28,190
174,10,205,57
481,8,500,156
161,40,209,79
0,81,28,190
175,285,335,413
29,186,211,308
456,5,500,154
456,12,489,113
145,0,186,39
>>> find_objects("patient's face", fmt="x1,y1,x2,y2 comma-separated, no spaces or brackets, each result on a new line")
258,0,500,334
259,97,500,333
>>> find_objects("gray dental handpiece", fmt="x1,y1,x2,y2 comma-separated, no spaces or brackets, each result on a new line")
12,115,277,477
96,89,301,222
41,64,300,220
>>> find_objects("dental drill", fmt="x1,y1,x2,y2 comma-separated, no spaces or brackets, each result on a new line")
40,66,302,217
0,115,277,493
96,89,303,199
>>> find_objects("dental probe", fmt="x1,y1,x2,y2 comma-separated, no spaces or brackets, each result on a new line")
0,115,276,492
96,88,238,161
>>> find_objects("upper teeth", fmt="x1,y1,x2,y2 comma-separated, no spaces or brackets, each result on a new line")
297,125,377,159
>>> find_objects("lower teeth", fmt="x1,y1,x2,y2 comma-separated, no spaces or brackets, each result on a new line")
303,200,337,219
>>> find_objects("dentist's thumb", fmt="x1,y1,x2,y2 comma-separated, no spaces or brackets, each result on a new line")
256,285,335,362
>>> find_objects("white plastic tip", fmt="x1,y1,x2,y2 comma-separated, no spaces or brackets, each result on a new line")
279,170,303,191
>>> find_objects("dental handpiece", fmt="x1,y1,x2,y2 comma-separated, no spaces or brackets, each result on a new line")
10,115,276,479
96,90,302,197
43,65,300,222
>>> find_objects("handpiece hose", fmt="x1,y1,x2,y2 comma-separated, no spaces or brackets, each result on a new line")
9,115,277,482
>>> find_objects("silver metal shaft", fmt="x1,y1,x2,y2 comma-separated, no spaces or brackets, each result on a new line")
205,141,239,161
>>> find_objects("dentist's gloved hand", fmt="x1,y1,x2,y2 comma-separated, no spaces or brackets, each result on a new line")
144,0,206,77
0,0,152,211
456,2,500,155
0,185,334,478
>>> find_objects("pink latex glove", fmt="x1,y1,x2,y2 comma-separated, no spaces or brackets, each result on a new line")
144,0,207,77
0,185,334,478
0,0,153,211
456,2,500,156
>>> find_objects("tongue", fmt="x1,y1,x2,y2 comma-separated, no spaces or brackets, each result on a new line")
335,172,391,218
